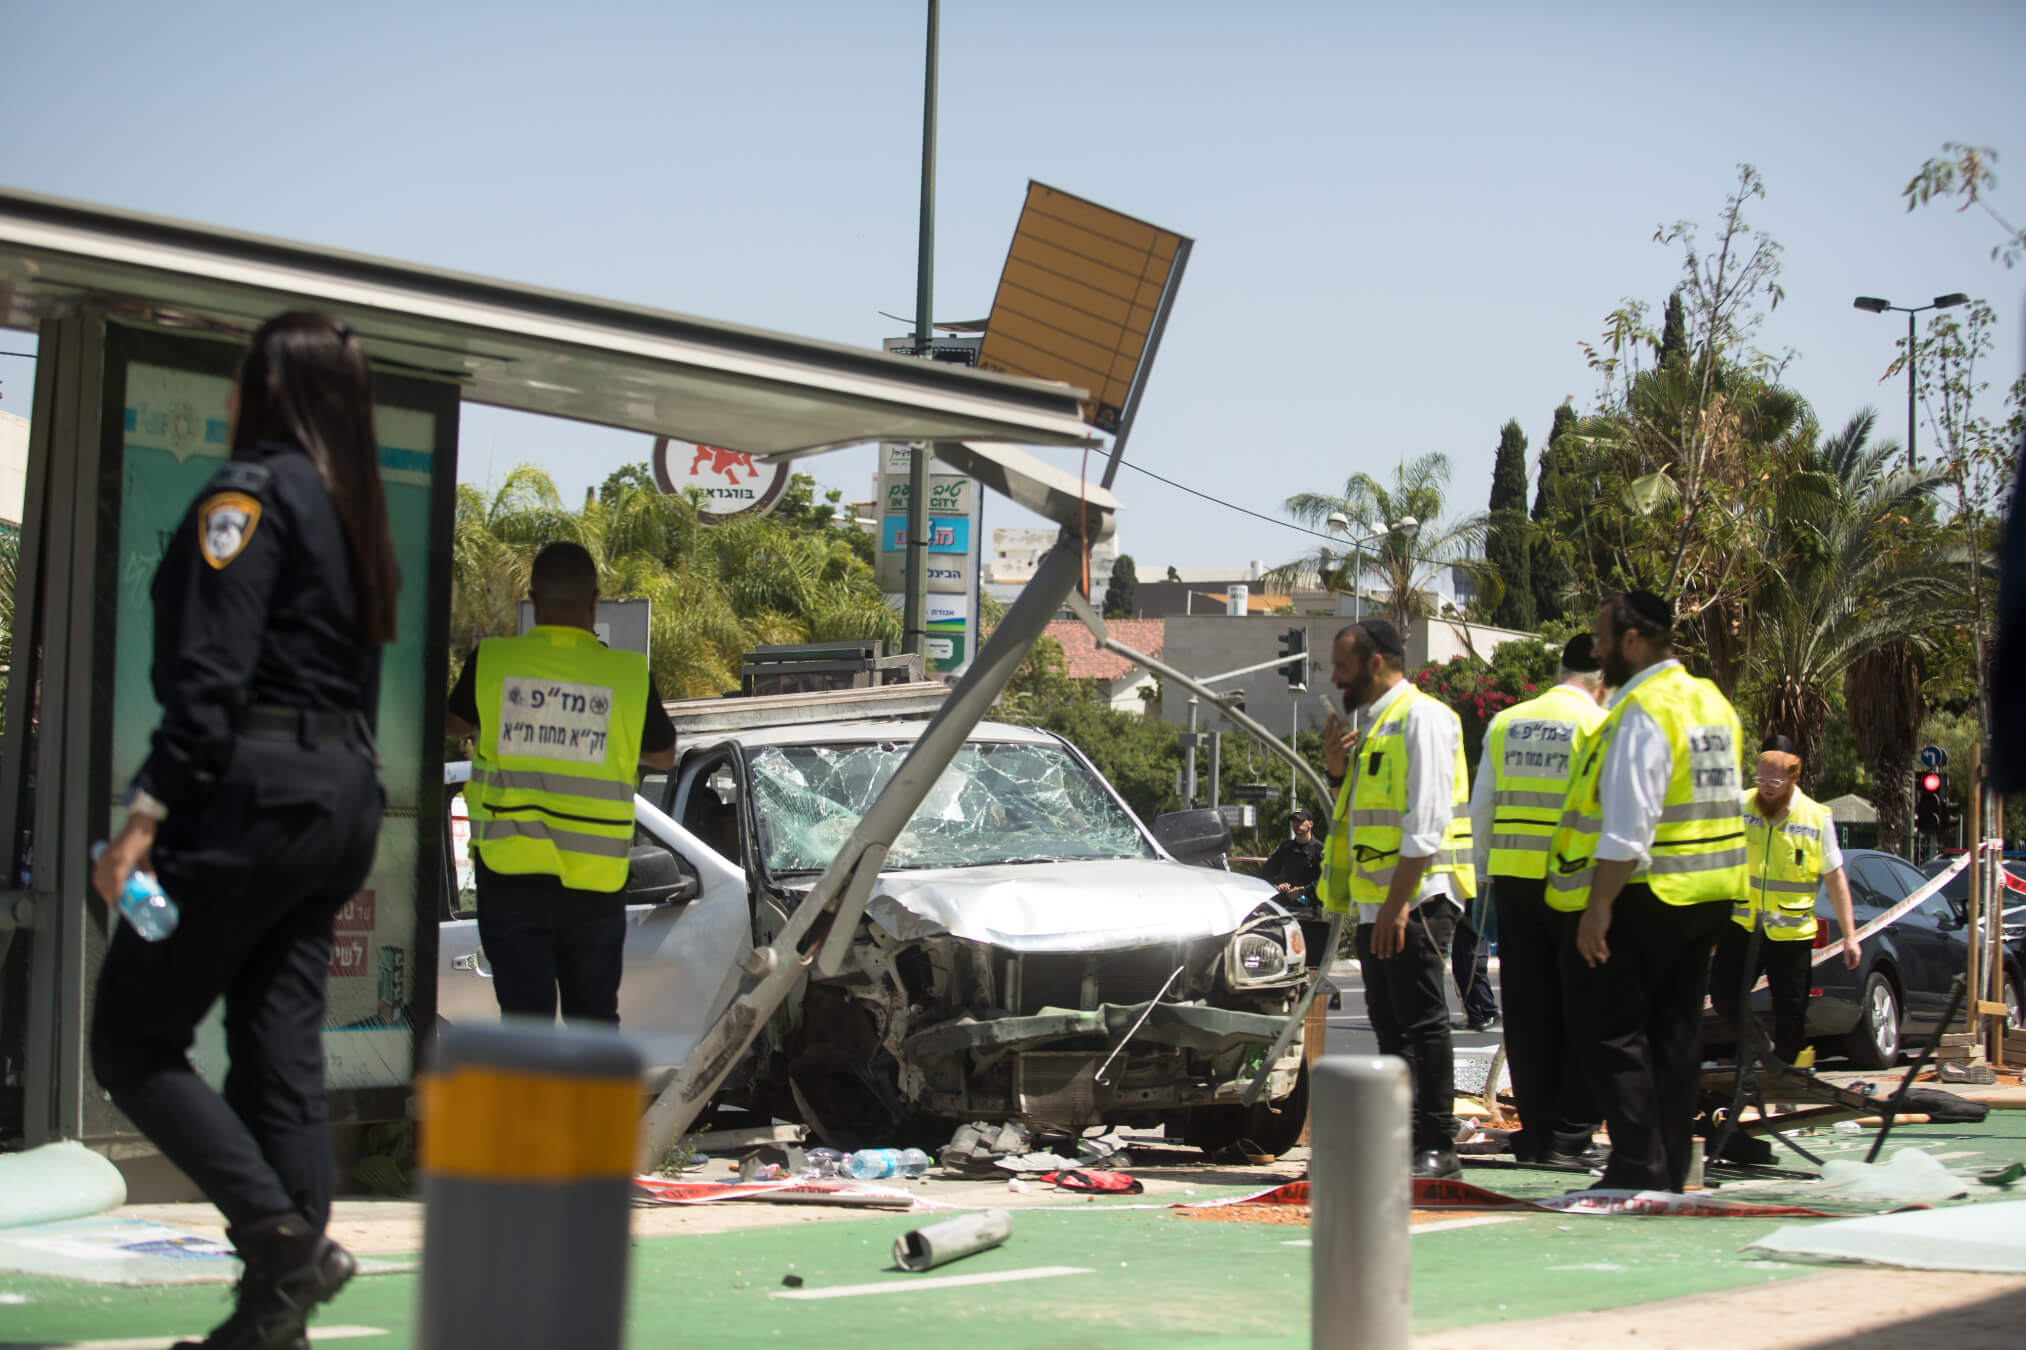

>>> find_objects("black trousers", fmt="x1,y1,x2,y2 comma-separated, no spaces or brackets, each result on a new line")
475,863,627,1025
1592,886,1730,1192
1356,898,1459,1152
91,738,382,1232
1708,923,1813,1063
1450,912,1499,1026
1492,878,1604,1158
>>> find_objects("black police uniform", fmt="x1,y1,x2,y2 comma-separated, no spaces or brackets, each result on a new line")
92,440,385,1237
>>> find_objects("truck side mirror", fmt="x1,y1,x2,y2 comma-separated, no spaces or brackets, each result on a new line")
1153,808,1232,865
625,844,700,907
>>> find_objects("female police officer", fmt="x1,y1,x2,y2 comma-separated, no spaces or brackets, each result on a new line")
90,311,398,1350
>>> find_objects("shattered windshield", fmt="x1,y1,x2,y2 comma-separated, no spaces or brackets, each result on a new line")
746,740,1153,874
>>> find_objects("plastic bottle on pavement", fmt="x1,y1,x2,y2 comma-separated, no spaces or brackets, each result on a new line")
843,1147,932,1180
90,843,179,941
802,1148,847,1178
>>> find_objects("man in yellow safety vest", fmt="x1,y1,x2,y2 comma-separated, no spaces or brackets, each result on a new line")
1553,591,1746,1193
446,542,677,1025
1317,618,1477,1180
1709,734,1862,1065
1466,632,1608,1167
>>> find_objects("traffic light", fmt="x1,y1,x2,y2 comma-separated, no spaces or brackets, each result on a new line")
1914,770,1946,834
1280,628,1308,690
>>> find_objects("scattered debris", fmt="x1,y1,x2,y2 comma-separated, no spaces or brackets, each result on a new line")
892,1209,1014,1272
1815,1150,1971,1205
1976,1163,2024,1188
781,1274,804,1288
1750,1199,2026,1273
1036,1169,1143,1194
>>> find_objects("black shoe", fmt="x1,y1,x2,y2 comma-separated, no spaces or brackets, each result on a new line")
1542,1144,1607,1169
174,1215,357,1350
1411,1147,1462,1181
1465,1015,1501,1033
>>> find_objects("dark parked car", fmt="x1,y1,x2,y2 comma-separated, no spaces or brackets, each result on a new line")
1920,852,2026,1025
1704,849,2025,1069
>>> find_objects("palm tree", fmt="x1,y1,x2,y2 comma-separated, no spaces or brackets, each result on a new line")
1265,452,1492,636
1748,410,1954,791
450,464,900,700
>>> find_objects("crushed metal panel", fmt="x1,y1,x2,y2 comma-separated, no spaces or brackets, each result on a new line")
975,183,1188,432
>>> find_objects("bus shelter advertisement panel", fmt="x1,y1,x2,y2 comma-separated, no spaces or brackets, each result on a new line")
111,359,441,1089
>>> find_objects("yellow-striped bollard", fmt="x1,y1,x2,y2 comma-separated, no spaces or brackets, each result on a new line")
416,1019,642,1349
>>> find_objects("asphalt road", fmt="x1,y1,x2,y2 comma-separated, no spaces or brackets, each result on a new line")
1318,958,1505,1058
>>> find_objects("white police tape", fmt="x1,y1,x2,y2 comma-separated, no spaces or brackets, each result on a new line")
1704,849,1976,1007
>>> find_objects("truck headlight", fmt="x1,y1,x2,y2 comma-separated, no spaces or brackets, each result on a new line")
1226,923,1299,986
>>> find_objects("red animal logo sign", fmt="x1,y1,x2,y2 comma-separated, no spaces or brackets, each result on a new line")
691,445,757,483
652,437,789,522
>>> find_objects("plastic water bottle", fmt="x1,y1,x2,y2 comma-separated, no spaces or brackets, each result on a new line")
801,1148,847,1178
843,1147,931,1180
90,843,180,941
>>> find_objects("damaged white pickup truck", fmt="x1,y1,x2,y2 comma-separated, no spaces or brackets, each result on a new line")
437,683,1311,1154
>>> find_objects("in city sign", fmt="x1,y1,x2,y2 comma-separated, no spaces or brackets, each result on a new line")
884,474,974,517
652,436,790,522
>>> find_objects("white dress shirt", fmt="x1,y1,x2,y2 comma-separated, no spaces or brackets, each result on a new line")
1593,659,1681,866
1351,678,1461,922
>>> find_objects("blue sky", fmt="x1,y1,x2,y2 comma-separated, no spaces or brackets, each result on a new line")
3,0,2022,573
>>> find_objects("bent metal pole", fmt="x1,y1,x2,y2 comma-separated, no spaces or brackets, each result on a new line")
1311,1055,1412,1350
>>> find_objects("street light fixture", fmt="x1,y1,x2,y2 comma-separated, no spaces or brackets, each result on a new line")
1326,513,1417,621
1852,292,1971,470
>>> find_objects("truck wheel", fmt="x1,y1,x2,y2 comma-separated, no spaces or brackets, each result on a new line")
1186,1061,1310,1159
1843,972,1901,1070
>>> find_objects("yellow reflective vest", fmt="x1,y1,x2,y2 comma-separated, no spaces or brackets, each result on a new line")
1545,663,1746,913
1737,788,1831,941
1318,683,1476,915
466,626,649,893
1482,685,1606,880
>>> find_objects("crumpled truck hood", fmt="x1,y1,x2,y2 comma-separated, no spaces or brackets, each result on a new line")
865,859,1279,952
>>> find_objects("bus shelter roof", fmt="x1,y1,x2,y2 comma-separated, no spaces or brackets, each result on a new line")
0,187,1094,457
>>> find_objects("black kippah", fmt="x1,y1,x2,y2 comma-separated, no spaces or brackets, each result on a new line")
1356,618,1406,657
1561,632,1600,672
1623,589,1673,632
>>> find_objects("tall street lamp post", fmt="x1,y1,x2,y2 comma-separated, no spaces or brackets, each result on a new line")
1326,513,1419,622
1852,292,1969,472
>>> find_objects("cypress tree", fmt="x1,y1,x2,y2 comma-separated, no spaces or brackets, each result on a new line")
1103,554,1139,618
1486,420,1535,629
1529,402,1578,624
1656,290,1686,370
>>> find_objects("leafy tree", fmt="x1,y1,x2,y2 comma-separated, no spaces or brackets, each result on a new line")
1529,401,1578,625
1887,299,2022,747
1550,166,1803,693
1742,416,1961,790
452,463,898,700
1901,142,2026,269
1104,554,1139,619
1041,696,1182,824
1267,452,1493,636
1485,420,1535,630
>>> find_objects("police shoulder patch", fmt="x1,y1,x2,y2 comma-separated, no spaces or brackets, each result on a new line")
199,492,263,569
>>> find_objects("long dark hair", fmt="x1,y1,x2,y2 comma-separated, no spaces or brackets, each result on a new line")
232,311,401,645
